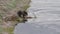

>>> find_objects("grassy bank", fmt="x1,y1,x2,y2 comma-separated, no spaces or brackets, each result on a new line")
0,0,31,34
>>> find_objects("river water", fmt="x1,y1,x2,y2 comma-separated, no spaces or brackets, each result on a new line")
14,0,60,34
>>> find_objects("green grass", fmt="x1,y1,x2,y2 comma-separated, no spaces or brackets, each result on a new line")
4,27,14,34
0,26,4,33
0,0,31,34
6,0,16,9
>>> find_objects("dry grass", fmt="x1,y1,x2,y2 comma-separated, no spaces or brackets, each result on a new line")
0,0,31,34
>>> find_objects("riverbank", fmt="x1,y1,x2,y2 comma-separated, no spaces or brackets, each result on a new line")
0,0,31,34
